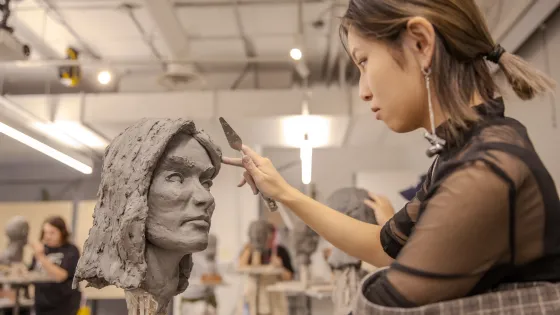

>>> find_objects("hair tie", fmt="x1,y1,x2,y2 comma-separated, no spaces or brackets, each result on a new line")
486,45,506,64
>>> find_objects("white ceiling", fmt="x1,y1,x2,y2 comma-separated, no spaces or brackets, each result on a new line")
0,0,557,171
3,0,537,92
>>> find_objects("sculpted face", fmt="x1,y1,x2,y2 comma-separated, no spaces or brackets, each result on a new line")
146,133,216,253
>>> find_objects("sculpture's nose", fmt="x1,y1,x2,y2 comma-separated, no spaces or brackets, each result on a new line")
191,186,214,209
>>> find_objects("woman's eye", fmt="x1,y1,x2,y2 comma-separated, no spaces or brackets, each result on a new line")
202,180,213,190
166,173,184,183
358,59,367,67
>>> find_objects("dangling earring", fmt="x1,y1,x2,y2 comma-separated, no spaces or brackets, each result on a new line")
422,67,446,157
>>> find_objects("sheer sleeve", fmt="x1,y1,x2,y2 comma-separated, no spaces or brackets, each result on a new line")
380,160,435,258
365,154,527,306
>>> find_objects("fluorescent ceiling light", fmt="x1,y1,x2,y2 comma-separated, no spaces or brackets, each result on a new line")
282,115,330,148
54,120,108,149
33,122,82,148
0,122,93,174
300,139,312,185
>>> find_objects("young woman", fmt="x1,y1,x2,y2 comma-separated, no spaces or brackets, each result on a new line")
223,0,560,311
30,216,81,315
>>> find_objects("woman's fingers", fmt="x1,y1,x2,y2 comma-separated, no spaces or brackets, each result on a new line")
222,156,244,167
241,145,265,165
364,198,377,210
243,171,258,195
238,177,247,187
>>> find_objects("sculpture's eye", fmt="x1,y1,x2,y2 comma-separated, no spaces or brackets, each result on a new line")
201,180,213,190
166,173,184,183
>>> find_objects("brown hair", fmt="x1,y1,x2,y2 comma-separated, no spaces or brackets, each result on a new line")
41,216,70,244
340,0,555,137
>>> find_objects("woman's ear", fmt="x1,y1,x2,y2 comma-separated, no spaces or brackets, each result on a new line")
402,17,436,70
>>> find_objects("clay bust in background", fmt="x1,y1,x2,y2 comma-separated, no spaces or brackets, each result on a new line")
248,220,271,253
73,119,222,314
292,218,319,267
0,216,29,265
325,188,378,315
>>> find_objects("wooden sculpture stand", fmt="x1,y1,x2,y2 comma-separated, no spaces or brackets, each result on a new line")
237,251,286,315
125,289,159,315
0,265,54,315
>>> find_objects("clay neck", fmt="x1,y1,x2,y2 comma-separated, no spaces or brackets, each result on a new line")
5,241,25,255
144,243,184,295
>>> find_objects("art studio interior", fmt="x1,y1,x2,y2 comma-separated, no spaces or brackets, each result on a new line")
1,0,560,315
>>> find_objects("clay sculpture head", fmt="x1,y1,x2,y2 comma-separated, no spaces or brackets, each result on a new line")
326,187,378,315
73,119,221,314
326,187,377,269
0,216,29,264
248,220,272,252
292,218,319,266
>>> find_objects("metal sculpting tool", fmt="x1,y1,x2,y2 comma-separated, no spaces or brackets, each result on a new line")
219,117,278,211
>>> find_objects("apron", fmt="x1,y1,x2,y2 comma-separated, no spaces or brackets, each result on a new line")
352,269,560,315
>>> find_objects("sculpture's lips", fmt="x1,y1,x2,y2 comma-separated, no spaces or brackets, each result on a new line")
181,215,210,225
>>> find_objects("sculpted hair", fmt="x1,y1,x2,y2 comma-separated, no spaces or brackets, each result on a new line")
73,118,222,293
340,0,555,137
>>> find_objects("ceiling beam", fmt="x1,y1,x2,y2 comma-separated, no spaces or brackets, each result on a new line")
142,0,190,60
11,17,61,59
498,0,560,53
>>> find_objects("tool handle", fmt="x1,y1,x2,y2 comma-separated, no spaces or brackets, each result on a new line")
260,193,278,212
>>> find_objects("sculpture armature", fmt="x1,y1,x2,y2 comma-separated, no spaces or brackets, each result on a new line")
73,118,222,315
0,216,29,265
326,188,378,315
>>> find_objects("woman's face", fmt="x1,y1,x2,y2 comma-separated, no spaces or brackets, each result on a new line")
42,223,63,247
346,26,429,133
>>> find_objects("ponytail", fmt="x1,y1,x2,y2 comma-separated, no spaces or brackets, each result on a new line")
497,51,556,100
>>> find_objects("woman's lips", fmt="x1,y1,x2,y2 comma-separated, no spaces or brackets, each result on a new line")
372,107,381,120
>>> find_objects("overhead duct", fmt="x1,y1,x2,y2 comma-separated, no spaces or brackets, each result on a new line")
142,0,204,90
157,63,205,90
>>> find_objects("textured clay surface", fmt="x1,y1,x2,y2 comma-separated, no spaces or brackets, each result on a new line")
325,188,379,315
73,118,222,314
326,187,377,268
0,216,29,264
292,217,319,266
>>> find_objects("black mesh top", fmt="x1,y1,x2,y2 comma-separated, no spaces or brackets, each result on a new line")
365,97,560,307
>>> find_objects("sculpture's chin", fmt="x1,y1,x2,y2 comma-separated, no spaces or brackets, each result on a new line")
147,233,208,253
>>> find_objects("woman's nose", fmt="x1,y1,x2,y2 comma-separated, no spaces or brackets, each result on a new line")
359,78,373,102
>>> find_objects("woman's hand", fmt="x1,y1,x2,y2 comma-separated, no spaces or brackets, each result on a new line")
222,145,293,201
270,255,283,268
30,241,45,258
364,192,395,226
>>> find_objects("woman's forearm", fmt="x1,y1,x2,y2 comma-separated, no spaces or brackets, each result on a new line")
36,255,68,282
280,269,293,281
238,248,251,267
279,186,394,267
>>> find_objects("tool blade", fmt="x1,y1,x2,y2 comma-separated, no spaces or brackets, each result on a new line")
219,117,243,151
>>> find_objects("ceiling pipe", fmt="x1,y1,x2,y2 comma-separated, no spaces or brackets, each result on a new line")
0,56,292,68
